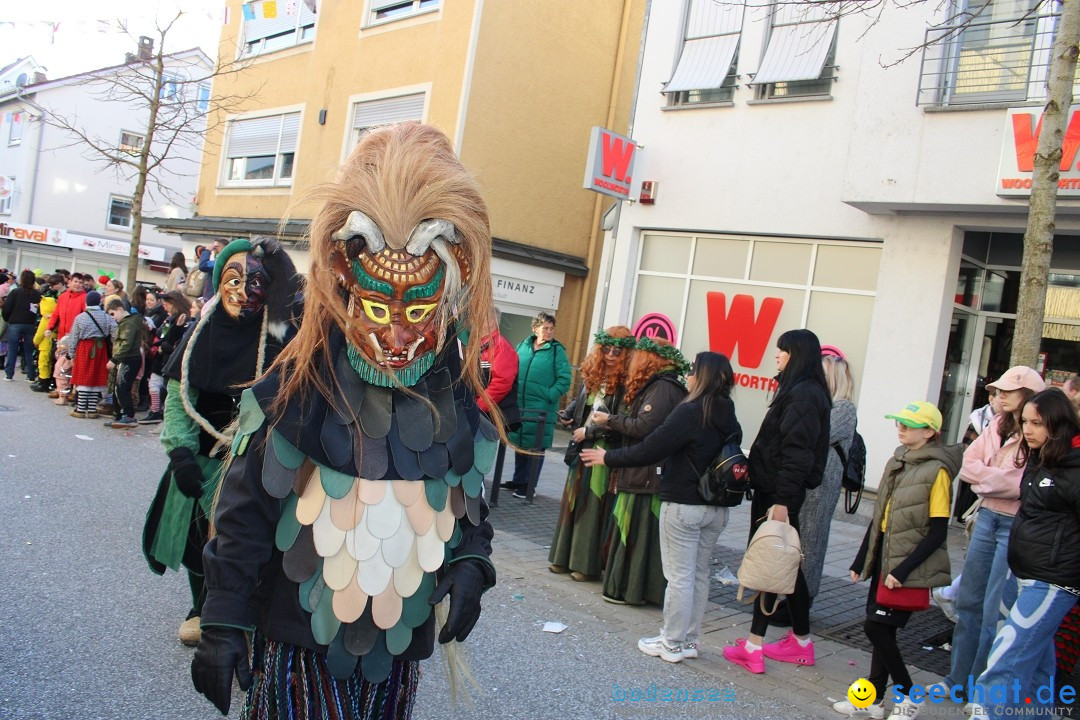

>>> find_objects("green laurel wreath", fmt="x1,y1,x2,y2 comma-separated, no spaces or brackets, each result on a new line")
635,336,691,374
593,329,637,349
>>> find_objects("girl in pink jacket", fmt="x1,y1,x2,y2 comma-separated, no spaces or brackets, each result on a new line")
933,366,1045,711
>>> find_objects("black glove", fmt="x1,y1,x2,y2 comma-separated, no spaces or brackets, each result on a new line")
429,561,487,644
191,626,252,716
168,447,205,499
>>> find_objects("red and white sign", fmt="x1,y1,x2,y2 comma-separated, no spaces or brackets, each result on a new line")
706,291,783,393
998,106,1080,197
583,126,638,200
0,176,13,199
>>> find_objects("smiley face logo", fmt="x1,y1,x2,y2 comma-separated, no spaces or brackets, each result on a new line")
847,678,876,708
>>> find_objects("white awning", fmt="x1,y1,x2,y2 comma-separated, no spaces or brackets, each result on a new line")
665,0,744,93
752,10,837,85
665,36,740,92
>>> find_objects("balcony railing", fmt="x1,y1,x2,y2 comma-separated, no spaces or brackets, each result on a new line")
916,13,1069,108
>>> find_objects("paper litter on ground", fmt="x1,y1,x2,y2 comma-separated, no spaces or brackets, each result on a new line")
542,622,567,634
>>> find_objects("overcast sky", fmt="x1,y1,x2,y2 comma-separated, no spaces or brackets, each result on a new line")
1,0,224,79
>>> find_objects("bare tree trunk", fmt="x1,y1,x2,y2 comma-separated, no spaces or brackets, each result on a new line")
1013,0,1080,368
126,53,165,291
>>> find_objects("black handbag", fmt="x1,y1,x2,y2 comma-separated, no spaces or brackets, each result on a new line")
695,434,751,507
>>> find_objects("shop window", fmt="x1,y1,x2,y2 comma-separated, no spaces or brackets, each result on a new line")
0,176,13,215
223,111,300,187
366,0,440,26
813,245,882,292
664,0,743,106
242,1,317,57
692,236,749,276
749,241,812,284
119,131,145,154
8,112,23,145
640,234,691,274
349,92,425,150
751,2,838,99
108,196,133,229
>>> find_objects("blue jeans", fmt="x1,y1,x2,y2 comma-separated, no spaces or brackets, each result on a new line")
658,502,729,645
945,509,1018,695
976,579,1078,717
512,451,544,490
4,323,36,381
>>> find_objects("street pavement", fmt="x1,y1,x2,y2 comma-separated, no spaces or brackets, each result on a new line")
0,377,971,719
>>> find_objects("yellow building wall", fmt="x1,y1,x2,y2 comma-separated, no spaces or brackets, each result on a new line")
460,0,645,361
197,1,478,223
196,0,645,364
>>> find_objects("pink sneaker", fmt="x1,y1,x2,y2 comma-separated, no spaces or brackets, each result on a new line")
762,630,815,666
722,638,765,674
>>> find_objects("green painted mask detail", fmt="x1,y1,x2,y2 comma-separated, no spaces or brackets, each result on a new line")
346,344,435,388
403,265,445,302
350,260,394,296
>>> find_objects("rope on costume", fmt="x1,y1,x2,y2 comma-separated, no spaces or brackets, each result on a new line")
434,601,481,707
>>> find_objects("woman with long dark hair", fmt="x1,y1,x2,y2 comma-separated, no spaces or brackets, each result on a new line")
936,365,1044,706
725,328,831,674
1,269,42,382
166,251,187,292
969,389,1080,719
581,351,741,663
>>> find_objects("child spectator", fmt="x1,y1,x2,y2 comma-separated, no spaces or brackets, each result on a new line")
105,299,147,428
832,401,962,719
141,291,190,424
52,336,72,405
31,295,58,392
66,290,116,419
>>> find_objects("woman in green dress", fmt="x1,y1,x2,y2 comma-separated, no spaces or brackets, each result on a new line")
593,337,689,605
548,326,634,580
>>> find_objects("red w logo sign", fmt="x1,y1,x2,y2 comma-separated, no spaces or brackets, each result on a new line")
706,292,784,370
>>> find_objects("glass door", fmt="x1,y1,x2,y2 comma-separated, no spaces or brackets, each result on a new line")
939,309,980,443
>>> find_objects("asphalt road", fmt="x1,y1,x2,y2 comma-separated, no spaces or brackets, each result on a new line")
0,379,801,719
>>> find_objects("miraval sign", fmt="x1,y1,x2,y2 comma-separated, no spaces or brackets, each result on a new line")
998,106,1080,197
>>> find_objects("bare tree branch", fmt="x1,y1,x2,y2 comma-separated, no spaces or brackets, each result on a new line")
36,10,262,289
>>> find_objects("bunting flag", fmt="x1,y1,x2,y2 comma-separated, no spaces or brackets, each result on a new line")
304,0,317,12
242,3,256,20
263,1,278,19
221,6,231,24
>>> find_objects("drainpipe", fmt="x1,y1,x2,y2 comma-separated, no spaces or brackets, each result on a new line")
570,0,637,366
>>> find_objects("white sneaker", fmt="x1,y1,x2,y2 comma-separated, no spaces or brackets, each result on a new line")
832,699,885,718
932,587,958,622
887,695,922,719
681,642,699,659
638,635,683,663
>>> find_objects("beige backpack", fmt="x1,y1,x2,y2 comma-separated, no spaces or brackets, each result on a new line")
736,509,803,615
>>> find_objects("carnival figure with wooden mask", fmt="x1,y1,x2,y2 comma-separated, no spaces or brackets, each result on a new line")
190,123,499,720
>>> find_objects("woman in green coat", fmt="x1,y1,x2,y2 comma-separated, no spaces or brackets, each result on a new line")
506,311,572,496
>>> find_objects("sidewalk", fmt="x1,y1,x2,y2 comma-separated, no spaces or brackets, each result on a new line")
485,439,968,719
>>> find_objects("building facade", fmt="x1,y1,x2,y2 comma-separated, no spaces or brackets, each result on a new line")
0,48,209,283
592,0,1080,481
150,0,645,351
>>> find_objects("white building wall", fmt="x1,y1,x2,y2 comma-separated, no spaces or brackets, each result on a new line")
595,1,1079,481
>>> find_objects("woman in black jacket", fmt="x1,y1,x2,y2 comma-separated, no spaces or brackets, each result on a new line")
581,351,741,664
725,328,831,675
970,389,1080,719
2,270,42,382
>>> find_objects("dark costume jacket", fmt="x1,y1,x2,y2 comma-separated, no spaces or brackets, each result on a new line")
201,330,496,684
